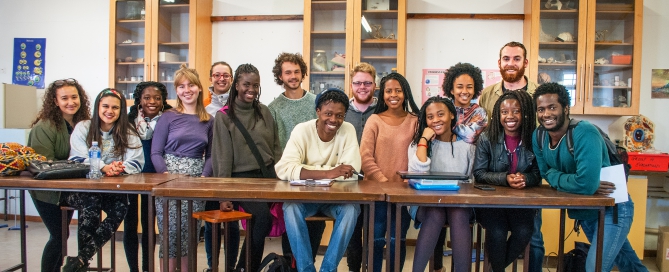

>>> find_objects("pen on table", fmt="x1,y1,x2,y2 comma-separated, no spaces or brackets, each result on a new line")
352,170,364,178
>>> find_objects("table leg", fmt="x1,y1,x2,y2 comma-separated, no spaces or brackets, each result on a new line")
162,198,169,271
188,200,197,272
595,207,605,272
175,200,182,271
368,202,375,272
385,202,391,272
245,217,251,270
557,209,566,272
394,203,401,272
362,204,368,272
148,195,155,272
20,190,26,271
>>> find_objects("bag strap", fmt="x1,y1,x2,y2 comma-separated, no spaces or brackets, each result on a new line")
565,119,580,156
230,116,271,178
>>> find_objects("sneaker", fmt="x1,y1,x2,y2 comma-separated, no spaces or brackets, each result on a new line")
62,256,87,272
202,269,212,272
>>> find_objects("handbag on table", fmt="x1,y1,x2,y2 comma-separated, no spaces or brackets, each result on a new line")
27,160,90,180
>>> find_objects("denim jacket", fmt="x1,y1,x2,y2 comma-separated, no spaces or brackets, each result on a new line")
473,132,541,187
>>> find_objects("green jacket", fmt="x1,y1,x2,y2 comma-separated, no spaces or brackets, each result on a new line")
27,119,72,205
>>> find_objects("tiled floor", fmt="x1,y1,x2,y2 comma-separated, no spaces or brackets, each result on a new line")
0,221,656,271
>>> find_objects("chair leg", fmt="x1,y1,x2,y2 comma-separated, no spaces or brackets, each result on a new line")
223,222,230,272
475,223,482,272
245,217,252,271
62,208,68,257
212,222,221,272
523,243,530,272
110,233,116,271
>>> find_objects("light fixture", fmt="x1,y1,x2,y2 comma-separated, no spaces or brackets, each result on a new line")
361,15,372,33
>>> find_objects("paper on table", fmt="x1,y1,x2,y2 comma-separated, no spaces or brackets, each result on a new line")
289,179,334,186
600,164,628,203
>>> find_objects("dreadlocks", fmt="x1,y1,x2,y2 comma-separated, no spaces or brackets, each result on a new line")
374,72,420,114
225,63,265,127
412,96,458,158
487,90,536,150
127,81,173,124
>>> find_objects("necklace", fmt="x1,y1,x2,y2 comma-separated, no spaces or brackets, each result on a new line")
548,133,566,150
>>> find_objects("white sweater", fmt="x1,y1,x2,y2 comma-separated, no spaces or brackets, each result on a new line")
69,120,144,174
275,119,361,181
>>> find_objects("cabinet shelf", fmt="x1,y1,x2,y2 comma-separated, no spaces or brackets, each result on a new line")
311,31,346,38
158,42,189,48
540,10,578,19
539,42,578,49
311,71,346,75
594,64,633,68
117,81,141,84
117,19,145,24
361,39,397,48
361,56,397,61
594,42,633,46
595,11,635,20
593,86,632,89
116,62,144,65
117,43,145,47
538,63,577,67
159,3,189,13
158,61,188,65
312,1,346,10
362,10,398,19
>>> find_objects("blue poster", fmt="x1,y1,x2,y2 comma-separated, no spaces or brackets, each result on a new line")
12,38,46,89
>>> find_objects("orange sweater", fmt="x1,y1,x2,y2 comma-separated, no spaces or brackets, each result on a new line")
360,114,418,182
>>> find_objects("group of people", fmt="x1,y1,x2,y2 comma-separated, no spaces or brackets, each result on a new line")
25,41,647,272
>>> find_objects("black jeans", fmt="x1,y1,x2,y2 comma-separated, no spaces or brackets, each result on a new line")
60,192,129,262
477,208,535,272
33,197,74,272
123,194,151,272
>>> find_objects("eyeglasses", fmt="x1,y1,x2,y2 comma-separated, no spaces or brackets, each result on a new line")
212,73,231,80
352,81,374,87
53,78,78,87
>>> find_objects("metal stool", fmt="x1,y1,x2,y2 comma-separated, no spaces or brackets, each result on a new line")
61,206,116,272
430,223,483,272
192,210,252,272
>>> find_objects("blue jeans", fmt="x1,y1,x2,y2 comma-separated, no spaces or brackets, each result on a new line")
374,202,410,272
283,202,360,272
529,211,545,272
579,197,648,272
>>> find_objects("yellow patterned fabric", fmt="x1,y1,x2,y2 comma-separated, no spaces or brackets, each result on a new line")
0,142,46,176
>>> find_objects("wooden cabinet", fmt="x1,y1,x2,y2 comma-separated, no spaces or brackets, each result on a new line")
109,0,211,104
524,0,642,115
303,0,406,95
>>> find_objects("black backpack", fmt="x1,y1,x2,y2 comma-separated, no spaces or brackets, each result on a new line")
536,119,629,223
536,119,630,178
257,253,296,272
563,241,590,272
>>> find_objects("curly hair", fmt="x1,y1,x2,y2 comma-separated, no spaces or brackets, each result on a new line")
127,81,173,124
173,63,210,122
316,88,349,112
374,72,420,115
32,78,91,130
532,82,571,112
442,62,484,101
487,90,536,150
499,41,527,60
412,96,458,157
272,52,307,86
225,64,265,128
88,89,140,158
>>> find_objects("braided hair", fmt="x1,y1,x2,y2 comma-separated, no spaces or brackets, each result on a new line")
374,72,420,115
412,96,458,157
225,64,265,127
487,90,536,150
442,62,484,101
316,88,349,112
127,81,172,125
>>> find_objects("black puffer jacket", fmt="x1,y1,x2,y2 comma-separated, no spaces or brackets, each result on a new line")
473,132,541,186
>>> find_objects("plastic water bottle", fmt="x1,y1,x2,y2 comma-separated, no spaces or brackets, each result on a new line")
88,141,102,179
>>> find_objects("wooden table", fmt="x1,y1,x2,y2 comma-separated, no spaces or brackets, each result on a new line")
0,172,181,272
383,182,615,272
152,177,386,272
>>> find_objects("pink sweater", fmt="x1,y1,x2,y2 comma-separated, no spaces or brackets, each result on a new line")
360,114,418,182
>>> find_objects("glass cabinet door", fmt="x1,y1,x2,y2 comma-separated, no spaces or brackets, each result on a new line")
358,0,400,91
537,0,586,112
113,0,149,100
586,0,637,112
306,0,349,94
155,0,190,100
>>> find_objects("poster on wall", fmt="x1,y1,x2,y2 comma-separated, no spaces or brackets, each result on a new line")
421,68,503,103
12,38,46,89
651,69,669,99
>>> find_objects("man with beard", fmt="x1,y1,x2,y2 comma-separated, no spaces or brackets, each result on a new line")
532,83,647,272
479,41,544,272
268,52,325,264
276,89,361,272
479,41,539,121
344,62,378,272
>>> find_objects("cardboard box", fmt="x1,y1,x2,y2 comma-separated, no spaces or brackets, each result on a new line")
658,226,669,271
628,152,669,172
612,55,632,65
0,83,38,129
158,52,179,63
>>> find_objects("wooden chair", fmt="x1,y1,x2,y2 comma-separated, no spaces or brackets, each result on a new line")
60,206,116,272
192,210,252,272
